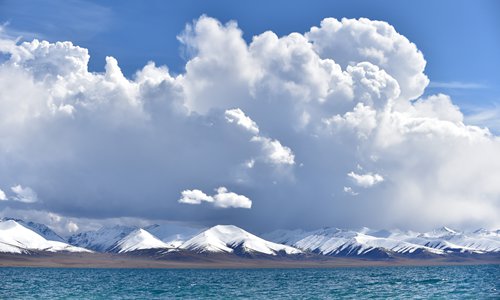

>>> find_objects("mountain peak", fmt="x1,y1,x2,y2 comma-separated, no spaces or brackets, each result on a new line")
441,226,457,234
0,219,90,254
180,224,301,255
111,228,173,253
68,225,136,252
1,217,65,242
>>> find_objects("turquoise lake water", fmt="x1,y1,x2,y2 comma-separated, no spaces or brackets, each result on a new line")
0,265,498,299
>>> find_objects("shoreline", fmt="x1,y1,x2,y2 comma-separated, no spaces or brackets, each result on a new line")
0,253,498,269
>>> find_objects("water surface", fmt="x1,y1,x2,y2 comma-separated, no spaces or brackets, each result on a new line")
0,265,498,299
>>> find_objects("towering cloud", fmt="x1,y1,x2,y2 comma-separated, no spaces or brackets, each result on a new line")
0,16,498,233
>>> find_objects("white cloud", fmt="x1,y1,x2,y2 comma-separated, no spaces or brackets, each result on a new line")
251,136,295,165
0,25,20,54
178,16,259,114
225,108,295,166
411,94,463,123
66,221,79,233
344,186,359,196
245,159,255,169
0,189,6,201
10,185,38,203
347,172,384,188
0,16,499,231
179,187,252,209
306,17,429,102
225,108,259,134
324,102,377,139
179,189,214,205
213,187,252,209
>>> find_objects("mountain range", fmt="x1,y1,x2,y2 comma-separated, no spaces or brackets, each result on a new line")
1,218,499,259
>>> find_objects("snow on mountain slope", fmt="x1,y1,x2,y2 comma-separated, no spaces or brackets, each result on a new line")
3,217,498,257
144,224,204,248
110,229,174,253
470,228,499,238
265,227,500,256
2,218,66,242
68,225,136,252
408,230,500,253
420,227,459,238
180,225,301,255
0,220,91,253
0,241,23,254
292,229,443,256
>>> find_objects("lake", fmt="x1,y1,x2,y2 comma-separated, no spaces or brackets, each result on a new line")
0,265,498,299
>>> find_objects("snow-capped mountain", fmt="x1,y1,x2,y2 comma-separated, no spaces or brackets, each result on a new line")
2,217,66,242
2,216,497,258
68,225,136,252
109,229,175,253
420,226,458,238
263,227,500,256
144,223,204,248
0,220,91,254
180,225,301,256
265,228,442,256
407,227,500,253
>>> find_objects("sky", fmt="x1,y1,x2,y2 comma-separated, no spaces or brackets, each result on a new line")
0,0,499,235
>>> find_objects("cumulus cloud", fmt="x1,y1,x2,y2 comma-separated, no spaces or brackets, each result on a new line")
0,15,499,232
251,136,295,165
10,185,38,203
324,103,377,139
179,189,214,205
179,187,252,209
225,108,259,135
347,172,384,188
0,189,6,201
306,17,428,102
225,108,295,166
212,187,252,209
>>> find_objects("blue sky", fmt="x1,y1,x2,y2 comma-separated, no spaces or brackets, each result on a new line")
1,0,499,111
0,0,499,233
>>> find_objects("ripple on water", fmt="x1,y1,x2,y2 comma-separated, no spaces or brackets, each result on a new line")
0,265,498,299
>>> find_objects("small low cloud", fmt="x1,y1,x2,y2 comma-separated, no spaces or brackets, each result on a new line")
251,136,295,165
66,221,79,233
225,108,295,166
0,188,6,201
245,159,255,169
179,189,214,205
10,185,38,203
347,172,384,188
179,187,252,209
343,186,359,196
